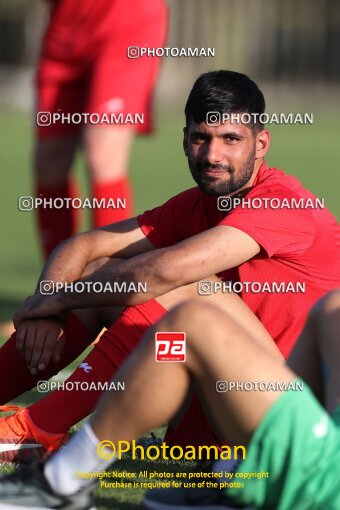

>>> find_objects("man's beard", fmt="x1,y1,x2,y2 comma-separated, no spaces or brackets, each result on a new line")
188,147,256,196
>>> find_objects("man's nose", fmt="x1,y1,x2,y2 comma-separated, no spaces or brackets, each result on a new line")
205,138,224,163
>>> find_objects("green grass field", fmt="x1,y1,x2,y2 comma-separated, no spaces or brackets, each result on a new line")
0,107,339,508
0,107,339,308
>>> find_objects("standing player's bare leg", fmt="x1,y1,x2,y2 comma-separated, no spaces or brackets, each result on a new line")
289,289,340,413
81,0,168,229
84,125,134,227
35,136,79,259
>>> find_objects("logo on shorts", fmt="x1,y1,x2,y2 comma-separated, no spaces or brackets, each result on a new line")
155,332,186,362
312,414,329,438
101,97,125,114
79,363,93,374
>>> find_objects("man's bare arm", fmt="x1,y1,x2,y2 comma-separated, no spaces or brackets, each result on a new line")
38,217,154,286
15,225,260,323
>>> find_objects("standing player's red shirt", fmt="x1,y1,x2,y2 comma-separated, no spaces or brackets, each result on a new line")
138,162,340,358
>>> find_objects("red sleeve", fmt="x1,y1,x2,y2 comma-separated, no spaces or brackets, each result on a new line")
138,188,206,248
218,186,316,258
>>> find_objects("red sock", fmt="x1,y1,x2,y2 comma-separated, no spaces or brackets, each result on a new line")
28,300,166,433
36,179,80,259
92,177,133,227
0,315,89,405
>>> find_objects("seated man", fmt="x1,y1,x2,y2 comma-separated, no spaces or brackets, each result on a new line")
1,70,339,462
0,290,339,510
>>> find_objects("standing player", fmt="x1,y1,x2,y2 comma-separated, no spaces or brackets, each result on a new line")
0,0,167,337
0,291,339,509
36,0,168,258
0,70,339,463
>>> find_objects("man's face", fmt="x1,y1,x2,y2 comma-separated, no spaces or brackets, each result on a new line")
184,120,258,196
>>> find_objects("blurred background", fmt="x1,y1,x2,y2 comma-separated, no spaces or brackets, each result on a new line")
0,0,339,316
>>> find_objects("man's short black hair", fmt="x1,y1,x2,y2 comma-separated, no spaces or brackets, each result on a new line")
185,70,266,131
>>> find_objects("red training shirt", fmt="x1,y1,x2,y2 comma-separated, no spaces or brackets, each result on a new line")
138,162,340,358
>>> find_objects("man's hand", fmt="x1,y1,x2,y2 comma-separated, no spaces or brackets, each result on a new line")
13,293,65,329
15,318,66,374
14,257,122,328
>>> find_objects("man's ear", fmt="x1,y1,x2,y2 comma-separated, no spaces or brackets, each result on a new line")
255,129,270,159
183,127,188,157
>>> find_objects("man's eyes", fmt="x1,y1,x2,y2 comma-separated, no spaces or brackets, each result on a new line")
190,135,241,143
224,135,240,142
190,134,206,142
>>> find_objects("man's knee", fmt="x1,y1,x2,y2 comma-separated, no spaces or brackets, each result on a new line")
160,300,234,346
156,276,222,310
321,289,340,312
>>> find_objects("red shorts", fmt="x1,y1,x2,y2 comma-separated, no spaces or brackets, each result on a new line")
36,0,168,138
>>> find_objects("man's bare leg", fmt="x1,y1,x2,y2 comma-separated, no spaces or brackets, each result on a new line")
35,136,80,256
84,125,133,185
65,270,283,428
37,300,291,496
156,279,282,362
35,137,78,188
4,296,338,500
92,300,292,447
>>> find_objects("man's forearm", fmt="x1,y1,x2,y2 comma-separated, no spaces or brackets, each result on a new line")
59,248,177,310
37,234,96,291
14,225,260,324
35,218,154,292
13,247,177,326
